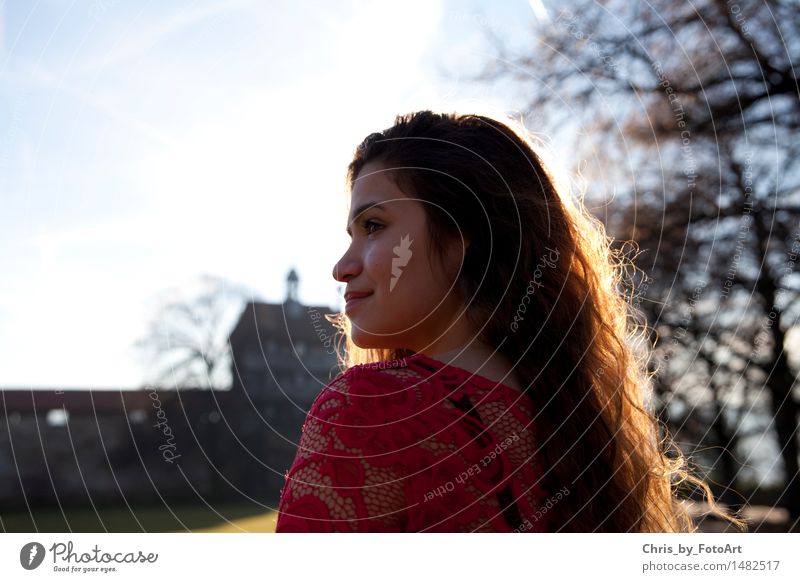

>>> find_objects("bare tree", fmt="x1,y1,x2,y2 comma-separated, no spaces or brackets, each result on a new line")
135,275,252,389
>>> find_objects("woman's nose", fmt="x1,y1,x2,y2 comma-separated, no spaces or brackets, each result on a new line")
332,246,361,283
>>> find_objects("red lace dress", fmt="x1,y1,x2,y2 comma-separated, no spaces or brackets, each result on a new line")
275,353,551,532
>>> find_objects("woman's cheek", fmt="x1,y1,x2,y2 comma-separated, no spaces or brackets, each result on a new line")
364,245,393,291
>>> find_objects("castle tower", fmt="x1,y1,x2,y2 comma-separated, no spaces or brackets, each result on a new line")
285,268,299,303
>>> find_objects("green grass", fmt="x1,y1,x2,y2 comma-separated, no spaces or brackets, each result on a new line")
0,503,279,533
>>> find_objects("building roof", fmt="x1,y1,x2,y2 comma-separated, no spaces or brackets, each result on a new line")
229,300,340,348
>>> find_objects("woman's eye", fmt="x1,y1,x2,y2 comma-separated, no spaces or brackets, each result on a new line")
363,220,383,235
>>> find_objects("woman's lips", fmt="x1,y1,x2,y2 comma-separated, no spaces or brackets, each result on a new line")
345,293,372,313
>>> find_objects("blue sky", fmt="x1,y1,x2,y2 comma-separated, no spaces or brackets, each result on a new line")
0,0,547,388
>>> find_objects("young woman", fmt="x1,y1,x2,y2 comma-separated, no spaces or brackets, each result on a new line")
275,110,742,532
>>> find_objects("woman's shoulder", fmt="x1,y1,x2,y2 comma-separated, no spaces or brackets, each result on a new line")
310,356,423,413
308,354,532,449
296,356,470,467
316,355,434,399
306,354,485,431
314,352,523,407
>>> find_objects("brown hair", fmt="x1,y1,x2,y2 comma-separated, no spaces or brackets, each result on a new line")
326,110,744,532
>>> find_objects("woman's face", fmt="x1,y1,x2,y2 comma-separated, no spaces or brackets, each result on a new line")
332,161,467,352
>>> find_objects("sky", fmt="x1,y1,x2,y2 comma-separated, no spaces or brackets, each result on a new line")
0,0,548,388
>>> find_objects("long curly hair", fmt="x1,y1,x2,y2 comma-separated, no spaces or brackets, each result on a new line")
326,110,744,532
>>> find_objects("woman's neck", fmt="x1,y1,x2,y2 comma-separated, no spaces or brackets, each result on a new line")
421,341,522,391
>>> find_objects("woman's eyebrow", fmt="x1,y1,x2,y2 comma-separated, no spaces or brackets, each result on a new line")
346,201,386,235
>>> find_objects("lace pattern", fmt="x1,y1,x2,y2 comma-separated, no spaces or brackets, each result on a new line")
275,353,550,532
